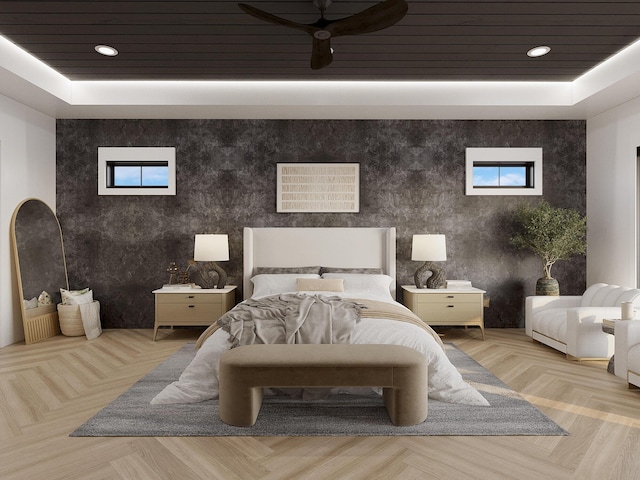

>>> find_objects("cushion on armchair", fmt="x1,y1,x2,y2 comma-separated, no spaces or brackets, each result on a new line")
533,309,567,343
616,288,640,305
581,284,640,307
580,283,609,306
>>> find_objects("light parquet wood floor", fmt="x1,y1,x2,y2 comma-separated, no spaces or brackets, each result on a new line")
1,327,639,480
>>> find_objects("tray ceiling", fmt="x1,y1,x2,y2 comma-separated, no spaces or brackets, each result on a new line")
1,0,640,81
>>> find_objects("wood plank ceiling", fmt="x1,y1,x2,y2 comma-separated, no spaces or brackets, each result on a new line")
0,0,639,81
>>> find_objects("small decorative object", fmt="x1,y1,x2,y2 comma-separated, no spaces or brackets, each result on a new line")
622,301,635,320
179,260,197,284
412,234,447,289
510,200,586,296
192,234,229,289
446,280,472,289
166,262,179,284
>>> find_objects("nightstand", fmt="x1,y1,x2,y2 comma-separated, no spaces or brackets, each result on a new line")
152,286,236,340
401,285,486,340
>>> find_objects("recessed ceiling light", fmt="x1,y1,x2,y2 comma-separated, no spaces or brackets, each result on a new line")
527,46,551,58
95,45,118,56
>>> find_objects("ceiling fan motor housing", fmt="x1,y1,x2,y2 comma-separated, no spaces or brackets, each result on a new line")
314,30,331,40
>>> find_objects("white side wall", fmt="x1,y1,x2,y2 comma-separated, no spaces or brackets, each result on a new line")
586,95,640,288
0,93,56,347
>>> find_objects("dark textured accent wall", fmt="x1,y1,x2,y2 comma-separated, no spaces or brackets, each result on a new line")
56,119,586,329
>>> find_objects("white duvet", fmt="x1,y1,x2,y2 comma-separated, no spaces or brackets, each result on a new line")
151,292,489,407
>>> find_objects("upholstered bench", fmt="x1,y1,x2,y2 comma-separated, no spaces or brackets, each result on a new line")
218,343,428,427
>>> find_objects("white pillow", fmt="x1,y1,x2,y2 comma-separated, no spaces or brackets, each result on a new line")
251,274,320,298
24,297,39,310
296,277,344,292
60,288,94,305
321,273,394,300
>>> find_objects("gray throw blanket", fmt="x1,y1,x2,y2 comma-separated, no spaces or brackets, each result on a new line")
217,293,364,348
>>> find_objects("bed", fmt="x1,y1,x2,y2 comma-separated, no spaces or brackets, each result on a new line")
151,227,488,407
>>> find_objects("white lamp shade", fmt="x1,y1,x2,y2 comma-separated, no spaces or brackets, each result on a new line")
411,234,447,261
193,234,229,261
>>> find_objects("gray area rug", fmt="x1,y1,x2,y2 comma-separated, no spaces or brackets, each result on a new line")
71,343,568,437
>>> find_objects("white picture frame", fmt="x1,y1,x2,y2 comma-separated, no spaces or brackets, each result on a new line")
277,163,360,213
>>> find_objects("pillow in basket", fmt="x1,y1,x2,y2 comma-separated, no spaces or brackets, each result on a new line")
60,288,94,305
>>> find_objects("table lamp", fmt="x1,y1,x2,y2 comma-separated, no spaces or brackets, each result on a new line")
193,234,229,289
411,234,447,289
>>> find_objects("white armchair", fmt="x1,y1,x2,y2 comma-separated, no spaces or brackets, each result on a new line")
525,283,640,360
613,320,640,387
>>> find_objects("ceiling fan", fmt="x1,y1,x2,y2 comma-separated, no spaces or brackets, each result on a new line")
238,0,408,70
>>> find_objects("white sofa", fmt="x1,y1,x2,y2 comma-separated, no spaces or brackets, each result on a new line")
613,320,640,387
525,283,640,360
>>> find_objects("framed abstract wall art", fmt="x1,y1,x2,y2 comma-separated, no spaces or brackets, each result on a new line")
277,163,360,213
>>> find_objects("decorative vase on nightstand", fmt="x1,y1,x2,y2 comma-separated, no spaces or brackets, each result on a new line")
536,277,559,296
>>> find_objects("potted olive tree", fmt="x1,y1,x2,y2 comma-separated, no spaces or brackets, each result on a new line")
510,200,587,295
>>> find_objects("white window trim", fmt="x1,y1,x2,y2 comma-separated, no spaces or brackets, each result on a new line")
98,146,176,196
465,147,543,196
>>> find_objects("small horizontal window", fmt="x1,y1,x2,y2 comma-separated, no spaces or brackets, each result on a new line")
108,162,169,188
98,147,175,196
466,147,542,196
472,162,534,188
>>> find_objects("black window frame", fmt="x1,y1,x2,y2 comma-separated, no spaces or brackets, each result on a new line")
106,160,170,189
471,161,536,189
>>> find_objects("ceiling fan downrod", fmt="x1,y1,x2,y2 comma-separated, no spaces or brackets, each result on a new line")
313,0,332,38
313,0,332,16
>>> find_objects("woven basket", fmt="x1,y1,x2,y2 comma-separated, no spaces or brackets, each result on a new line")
57,303,87,336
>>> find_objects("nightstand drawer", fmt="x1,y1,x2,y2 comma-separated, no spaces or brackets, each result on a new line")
156,302,222,323
413,293,479,304
415,302,481,324
156,293,221,305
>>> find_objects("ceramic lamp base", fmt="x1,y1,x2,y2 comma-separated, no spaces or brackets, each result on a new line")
192,261,227,289
414,262,446,289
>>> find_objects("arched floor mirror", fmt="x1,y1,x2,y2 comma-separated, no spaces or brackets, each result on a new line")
11,198,69,344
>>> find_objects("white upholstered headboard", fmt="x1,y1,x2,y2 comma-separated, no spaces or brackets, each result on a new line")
243,227,396,300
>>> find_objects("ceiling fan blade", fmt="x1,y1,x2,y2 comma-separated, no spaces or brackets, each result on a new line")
238,3,318,35
311,37,333,70
326,0,408,37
